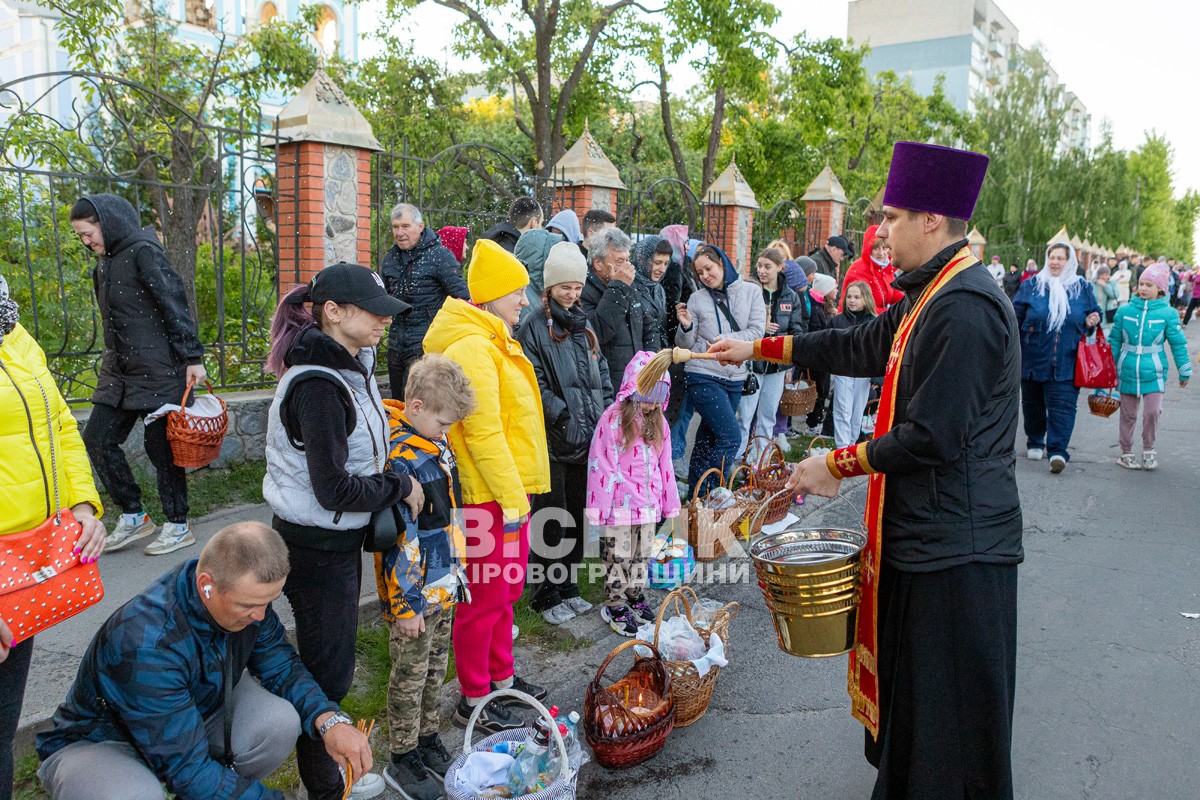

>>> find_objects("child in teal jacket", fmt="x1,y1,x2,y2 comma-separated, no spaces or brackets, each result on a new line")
1109,263,1191,470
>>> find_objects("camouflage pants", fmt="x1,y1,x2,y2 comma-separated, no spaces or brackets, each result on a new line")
386,607,454,754
598,523,654,607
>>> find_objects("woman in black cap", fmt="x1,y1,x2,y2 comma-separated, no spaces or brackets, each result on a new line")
263,263,421,800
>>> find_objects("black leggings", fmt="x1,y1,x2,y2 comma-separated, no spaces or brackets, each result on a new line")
83,403,189,523
0,638,34,800
528,461,589,611
1184,298,1200,325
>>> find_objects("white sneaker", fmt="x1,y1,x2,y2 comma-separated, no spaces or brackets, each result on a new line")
773,432,791,454
1142,451,1158,470
105,513,157,552
562,595,594,615
1026,448,1045,461
1117,453,1141,470
511,624,519,641
1049,455,1066,474
337,769,385,799
144,521,196,555
541,602,577,625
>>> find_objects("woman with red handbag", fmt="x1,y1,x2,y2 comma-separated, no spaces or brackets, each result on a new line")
1011,242,1102,473
0,273,106,800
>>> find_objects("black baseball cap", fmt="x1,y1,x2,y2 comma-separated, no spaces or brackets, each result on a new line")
291,262,411,317
827,235,854,256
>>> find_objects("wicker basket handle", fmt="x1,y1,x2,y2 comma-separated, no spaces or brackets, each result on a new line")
747,489,791,537
728,463,755,491
804,435,836,460
651,587,697,646
178,377,216,410
756,437,786,472
594,639,661,685
690,467,727,504
460,687,569,785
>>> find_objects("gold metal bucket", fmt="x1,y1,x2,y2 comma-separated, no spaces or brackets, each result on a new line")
749,493,866,658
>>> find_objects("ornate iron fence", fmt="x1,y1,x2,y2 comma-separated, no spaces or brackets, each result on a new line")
0,70,292,402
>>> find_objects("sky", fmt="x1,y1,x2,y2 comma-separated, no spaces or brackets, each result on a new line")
356,0,1200,202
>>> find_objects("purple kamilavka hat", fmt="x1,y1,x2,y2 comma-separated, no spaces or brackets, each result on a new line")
882,142,989,220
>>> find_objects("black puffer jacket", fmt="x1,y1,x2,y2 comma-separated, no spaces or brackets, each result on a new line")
84,194,204,411
516,301,613,464
480,221,522,253
790,241,1023,571
581,270,654,392
379,227,469,359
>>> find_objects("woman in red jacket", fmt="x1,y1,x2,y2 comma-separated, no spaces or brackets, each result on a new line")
838,225,904,313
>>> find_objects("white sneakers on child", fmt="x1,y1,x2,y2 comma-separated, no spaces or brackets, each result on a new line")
1117,453,1141,470
541,603,576,625
1026,448,1045,461
1142,451,1158,470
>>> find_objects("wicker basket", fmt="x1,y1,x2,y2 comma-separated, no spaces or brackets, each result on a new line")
166,380,229,468
741,436,792,525
1088,389,1121,418
687,467,739,562
728,464,769,541
804,436,836,460
650,588,739,727
583,640,675,769
444,688,577,800
779,371,818,417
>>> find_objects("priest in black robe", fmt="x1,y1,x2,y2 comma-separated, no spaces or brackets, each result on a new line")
709,141,1022,800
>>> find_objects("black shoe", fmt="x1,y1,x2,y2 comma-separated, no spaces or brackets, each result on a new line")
417,732,454,778
492,675,548,706
383,750,443,800
453,696,523,733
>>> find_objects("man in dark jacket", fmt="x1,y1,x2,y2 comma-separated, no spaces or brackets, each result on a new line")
380,203,470,399
36,522,374,800
580,226,654,390
710,142,1021,800
809,234,853,281
69,194,206,557
480,197,543,253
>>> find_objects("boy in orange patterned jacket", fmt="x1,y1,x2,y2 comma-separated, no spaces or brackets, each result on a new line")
375,355,476,800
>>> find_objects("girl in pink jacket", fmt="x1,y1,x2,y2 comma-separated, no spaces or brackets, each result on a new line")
586,351,680,636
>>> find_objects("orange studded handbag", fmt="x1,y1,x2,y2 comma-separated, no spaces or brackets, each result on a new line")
0,376,104,642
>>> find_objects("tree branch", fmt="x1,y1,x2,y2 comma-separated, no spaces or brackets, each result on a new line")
431,0,536,103
551,0,643,144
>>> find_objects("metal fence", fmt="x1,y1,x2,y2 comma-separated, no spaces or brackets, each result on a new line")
0,70,292,402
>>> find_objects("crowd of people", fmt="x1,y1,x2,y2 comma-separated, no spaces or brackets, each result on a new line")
0,167,1197,800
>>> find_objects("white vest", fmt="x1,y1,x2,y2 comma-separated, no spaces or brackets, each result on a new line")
263,353,389,531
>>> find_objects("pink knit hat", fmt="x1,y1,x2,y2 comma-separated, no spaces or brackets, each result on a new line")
1141,262,1170,296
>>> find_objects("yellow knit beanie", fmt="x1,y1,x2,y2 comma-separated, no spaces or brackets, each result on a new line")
467,238,530,304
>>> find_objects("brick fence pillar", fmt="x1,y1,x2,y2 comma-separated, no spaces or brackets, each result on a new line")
551,123,625,227
274,68,382,296
703,160,759,277
801,165,848,256
968,225,988,262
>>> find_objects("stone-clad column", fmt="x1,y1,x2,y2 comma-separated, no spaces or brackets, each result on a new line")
274,69,382,295
703,160,759,277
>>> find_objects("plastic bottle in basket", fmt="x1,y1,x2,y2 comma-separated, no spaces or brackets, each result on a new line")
563,712,588,770
507,720,552,795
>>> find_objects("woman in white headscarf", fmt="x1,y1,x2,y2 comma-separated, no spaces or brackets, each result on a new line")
1011,242,1102,473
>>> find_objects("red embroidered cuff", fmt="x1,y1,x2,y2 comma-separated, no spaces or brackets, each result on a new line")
756,336,793,364
825,443,877,479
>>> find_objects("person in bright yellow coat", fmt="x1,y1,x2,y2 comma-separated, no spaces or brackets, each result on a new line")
0,273,105,797
422,238,551,731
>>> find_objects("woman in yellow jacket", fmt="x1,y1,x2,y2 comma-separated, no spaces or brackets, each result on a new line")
422,239,550,734
0,274,105,797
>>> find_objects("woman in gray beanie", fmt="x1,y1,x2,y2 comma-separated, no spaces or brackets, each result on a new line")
515,243,613,624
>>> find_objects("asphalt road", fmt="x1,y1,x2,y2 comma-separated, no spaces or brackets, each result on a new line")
17,324,1200,799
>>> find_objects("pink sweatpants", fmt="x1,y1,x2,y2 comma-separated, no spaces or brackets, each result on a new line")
1118,392,1163,453
452,500,529,698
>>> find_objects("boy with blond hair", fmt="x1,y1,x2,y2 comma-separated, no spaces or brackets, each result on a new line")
375,354,477,800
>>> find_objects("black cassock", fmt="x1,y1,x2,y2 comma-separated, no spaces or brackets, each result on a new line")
789,240,1023,799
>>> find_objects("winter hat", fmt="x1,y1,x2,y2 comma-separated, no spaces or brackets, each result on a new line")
809,273,837,302
782,260,809,292
437,226,468,263
541,242,588,289
1141,262,1170,296
545,210,583,244
293,262,411,317
883,141,989,219
468,238,529,304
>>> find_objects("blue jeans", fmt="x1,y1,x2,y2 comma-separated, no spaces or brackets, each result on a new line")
686,374,744,497
1021,378,1080,460
671,394,693,461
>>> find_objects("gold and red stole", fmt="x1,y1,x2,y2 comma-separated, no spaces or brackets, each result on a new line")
757,246,977,738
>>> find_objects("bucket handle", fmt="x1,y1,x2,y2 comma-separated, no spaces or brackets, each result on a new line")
744,486,868,540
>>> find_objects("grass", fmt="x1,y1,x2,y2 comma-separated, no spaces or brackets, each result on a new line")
98,460,267,521
12,753,45,800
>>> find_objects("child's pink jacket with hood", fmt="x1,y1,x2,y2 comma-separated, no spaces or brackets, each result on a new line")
585,351,681,527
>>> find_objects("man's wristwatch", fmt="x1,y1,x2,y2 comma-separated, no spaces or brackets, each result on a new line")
318,710,353,738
